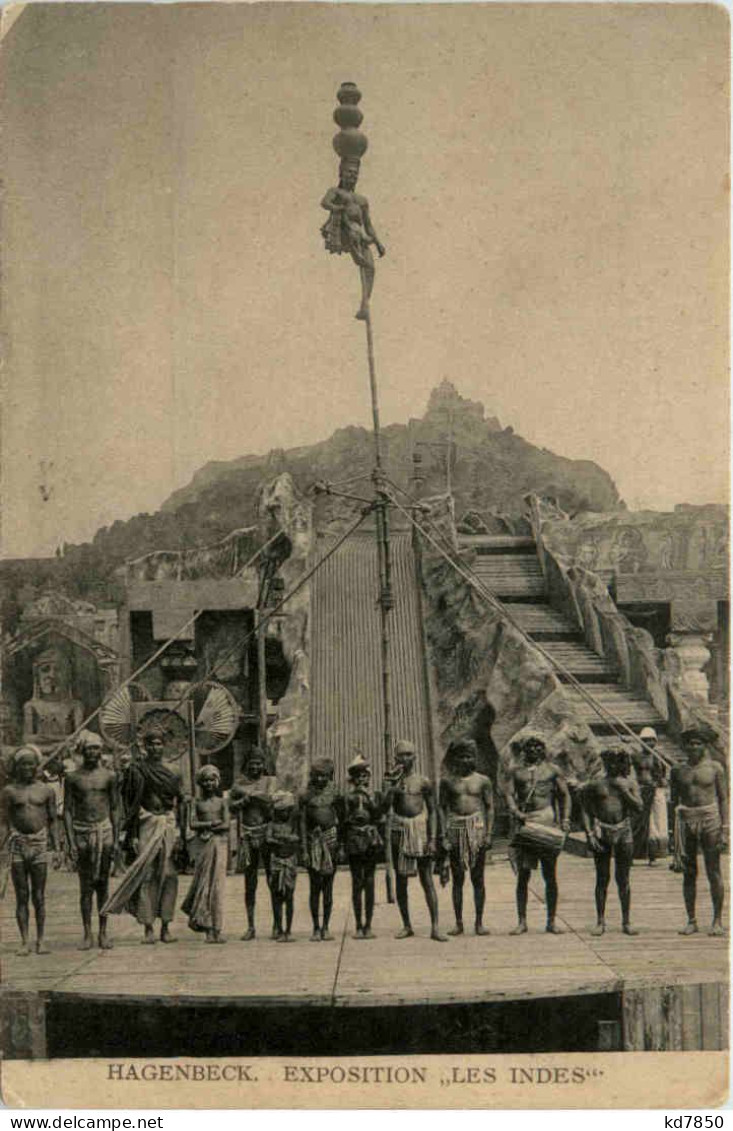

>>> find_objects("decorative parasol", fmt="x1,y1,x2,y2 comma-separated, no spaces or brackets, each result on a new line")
99,682,151,750
186,680,240,756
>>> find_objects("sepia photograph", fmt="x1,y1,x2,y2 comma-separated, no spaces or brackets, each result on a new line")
0,0,729,1109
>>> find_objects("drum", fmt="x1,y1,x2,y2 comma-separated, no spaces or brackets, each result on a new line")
512,820,566,855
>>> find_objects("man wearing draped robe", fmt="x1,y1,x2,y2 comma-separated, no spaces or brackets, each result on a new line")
102,727,184,944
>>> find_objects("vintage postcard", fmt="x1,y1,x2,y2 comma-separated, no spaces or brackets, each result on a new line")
0,0,729,1110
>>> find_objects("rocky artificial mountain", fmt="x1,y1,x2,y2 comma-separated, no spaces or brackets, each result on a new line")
5,382,622,610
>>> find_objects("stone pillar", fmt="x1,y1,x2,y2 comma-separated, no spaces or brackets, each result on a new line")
665,633,713,703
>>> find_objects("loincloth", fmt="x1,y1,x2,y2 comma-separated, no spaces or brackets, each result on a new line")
345,823,382,859
306,826,338,875
592,816,633,853
509,805,558,873
9,828,49,868
73,817,114,882
238,822,268,870
390,809,429,876
674,802,722,867
270,853,298,895
446,810,486,871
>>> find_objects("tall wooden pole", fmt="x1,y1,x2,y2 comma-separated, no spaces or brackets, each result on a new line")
364,308,393,777
322,82,394,899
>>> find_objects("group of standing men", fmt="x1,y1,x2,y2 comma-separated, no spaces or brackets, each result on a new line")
0,722,727,954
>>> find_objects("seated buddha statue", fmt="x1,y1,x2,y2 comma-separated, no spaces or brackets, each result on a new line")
23,647,84,751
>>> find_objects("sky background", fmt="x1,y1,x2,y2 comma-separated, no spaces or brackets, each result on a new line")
1,2,729,558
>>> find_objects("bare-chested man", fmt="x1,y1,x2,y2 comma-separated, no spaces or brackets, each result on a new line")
102,726,184,944
672,727,728,937
64,731,119,950
300,758,340,941
580,747,643,936
504,734,571,935
439,738,494,936
384,739,447,942
1,745,58,955
229,748,276,940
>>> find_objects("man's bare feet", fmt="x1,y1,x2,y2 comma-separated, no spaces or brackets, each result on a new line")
160,925,176,943
241,927,256,941
708,922,725,937
510,922,528,936
98,934,114,950
141,932,156,945
679,921,699,936
591,923,605,937
431,929,449,943
475,925,490,936
310,931,321,942
546,922,565,935
78,936,94,951
214,934,227,944
205,933,217,944
622,924,639,936
35,942,51,954
362,927,375,940
395,926,414,939
321,929,334,941
447,924,464,936
16,943,31,957
353,928,364,940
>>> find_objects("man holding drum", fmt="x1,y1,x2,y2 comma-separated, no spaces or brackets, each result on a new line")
504,734,570,935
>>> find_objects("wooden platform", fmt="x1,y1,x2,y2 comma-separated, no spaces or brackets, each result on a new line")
1,854,727,1056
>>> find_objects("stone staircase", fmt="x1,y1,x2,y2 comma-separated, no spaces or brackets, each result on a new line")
458,533,668,740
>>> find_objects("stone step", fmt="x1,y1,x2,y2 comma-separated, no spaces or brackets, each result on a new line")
563,684,667,731
471,555,545,597
540,641,618,683
503,603,581,639
458,535,536,555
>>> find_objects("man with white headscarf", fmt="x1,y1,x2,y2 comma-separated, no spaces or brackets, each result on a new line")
631,727,668,865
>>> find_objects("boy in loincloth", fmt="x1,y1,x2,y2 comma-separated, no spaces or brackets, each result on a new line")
300,758,340,941
504,733,570,935
581,746,643,936
671,727,728,936
384,739,447,942
439,737,494,936
266,791,300,942
64,730,119,950
1,745,59,955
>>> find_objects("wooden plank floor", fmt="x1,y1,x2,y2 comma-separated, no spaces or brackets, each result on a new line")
1,855,727,1006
